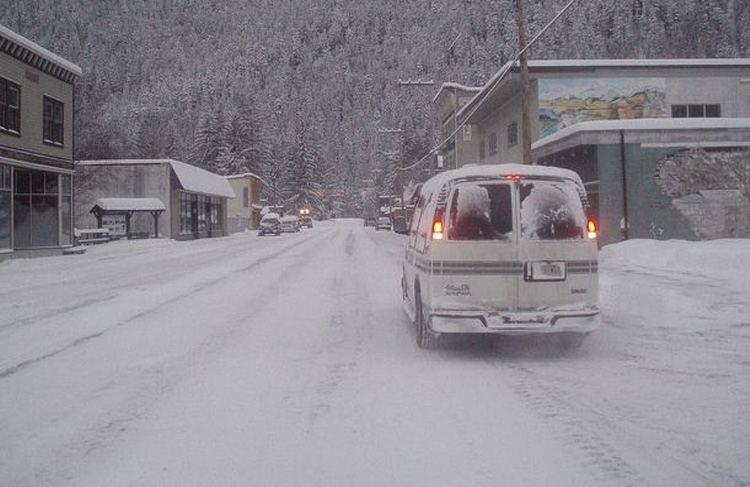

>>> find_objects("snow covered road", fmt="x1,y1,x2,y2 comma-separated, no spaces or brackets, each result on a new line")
1,219,748,486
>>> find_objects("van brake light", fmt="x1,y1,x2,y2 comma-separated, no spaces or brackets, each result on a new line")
587,219,597,239
504,174,523,180
432,220,444,240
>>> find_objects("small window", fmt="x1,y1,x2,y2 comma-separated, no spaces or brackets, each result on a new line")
243,187,249,208
520,181,586,240
705,104,721,117
688,104,704,118
0,78,21,134
507,122,518,148
672,103,721,118
43,96,64,145
488,132,498,156
447,183,512,241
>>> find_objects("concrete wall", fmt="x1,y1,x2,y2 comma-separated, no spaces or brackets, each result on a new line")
665,76,750,117
475,79,540,165
75,163,172,237
0,52,74,161
596,144,698,247
673,190,750,239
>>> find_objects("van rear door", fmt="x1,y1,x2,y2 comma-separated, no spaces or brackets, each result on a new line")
515,178,597,310
429,180,518,312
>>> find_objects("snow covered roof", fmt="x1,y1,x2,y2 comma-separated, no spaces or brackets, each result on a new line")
532,118,750,150
78,159,236,199
169,159,235,198
420,163,584,199
431,82,482,104
521,58,750,70
92,198,166,212
227,172,261,180
0,24,82,82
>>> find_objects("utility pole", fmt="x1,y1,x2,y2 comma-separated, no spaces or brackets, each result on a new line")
377,127,404,204
516,0,533,165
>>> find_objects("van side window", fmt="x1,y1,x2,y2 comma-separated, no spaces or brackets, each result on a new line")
415,193,434,252
408,194,425,248
519,181,586,240
447,183,512,240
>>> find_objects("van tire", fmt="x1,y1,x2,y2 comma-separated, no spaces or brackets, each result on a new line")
415,289,440,349
558,332,586,349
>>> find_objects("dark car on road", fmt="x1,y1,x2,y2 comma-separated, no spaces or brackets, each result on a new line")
258,213,282,236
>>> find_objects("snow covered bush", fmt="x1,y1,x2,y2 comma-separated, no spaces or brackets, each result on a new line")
656,148,750,202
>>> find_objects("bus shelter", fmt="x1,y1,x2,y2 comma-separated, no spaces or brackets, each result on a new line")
90,198,166,239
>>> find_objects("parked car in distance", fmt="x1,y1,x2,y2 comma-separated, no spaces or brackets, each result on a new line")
280,215,301,233
258,213,282,236
392,215,408,234
364,216,378,227
376,216,391,231
402,163,600,349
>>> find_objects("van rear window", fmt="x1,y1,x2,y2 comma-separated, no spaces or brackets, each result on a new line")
520,181,586,240
447,183,512,240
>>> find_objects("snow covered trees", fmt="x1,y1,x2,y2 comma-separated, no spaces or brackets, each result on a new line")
3,0,749,216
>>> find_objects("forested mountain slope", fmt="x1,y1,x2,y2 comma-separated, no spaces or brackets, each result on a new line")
2,0,748,213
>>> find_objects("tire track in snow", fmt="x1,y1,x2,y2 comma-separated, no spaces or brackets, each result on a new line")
509,364,644,487
1,227,337,487
0,235,276,333
0,230,331,380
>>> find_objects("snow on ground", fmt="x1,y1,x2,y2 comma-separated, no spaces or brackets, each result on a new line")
0,220,748,487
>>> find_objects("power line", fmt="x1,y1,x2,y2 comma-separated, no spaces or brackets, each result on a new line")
398,0,582,173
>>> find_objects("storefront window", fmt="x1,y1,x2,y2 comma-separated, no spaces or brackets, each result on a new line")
60,175,72,245
198,195,206,233
13,194,30,248
13,170,61,248
32,196,58,247
0,164,11,249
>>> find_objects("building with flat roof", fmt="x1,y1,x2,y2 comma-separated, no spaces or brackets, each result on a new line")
435,59,750,245
0,24,82,260
75,159,235,241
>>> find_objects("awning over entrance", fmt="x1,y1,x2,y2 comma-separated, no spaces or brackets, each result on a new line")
91,198,166,212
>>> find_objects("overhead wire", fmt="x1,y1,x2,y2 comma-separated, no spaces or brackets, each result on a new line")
397,0,583,172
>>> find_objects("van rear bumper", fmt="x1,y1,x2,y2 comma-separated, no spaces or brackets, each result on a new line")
429,308,600,336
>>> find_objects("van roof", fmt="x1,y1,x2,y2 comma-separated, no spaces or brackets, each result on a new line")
420,163,584,197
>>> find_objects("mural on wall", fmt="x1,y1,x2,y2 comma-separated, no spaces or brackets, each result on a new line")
538,78,667,137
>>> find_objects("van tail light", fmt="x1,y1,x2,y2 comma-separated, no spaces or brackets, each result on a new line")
504,174,523,180
586,218,598,239
432,220,444,240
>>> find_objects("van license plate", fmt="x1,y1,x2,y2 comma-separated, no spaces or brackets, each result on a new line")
525,261,566,281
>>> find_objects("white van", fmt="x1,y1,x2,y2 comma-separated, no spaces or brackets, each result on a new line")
402,164,600,348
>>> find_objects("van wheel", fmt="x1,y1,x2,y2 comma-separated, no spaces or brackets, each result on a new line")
415,290,439,349
558,332,586,350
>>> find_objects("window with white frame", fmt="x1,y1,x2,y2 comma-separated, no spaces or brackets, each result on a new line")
43,96,64,145
671,104,721,118
0,78,21,134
